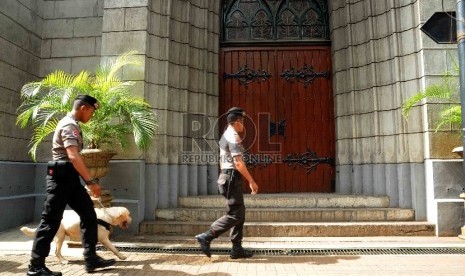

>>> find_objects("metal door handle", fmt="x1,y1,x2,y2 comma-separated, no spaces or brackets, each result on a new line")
270,119,286,138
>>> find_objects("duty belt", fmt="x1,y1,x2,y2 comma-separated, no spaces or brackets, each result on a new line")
221,169,236,176
47,160,73,168
47,160,75,177
48,160,71,166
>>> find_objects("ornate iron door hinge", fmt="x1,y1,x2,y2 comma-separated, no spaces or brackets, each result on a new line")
280,63,330,87
270,119,286,138
224,65,272,87
283,148,334,174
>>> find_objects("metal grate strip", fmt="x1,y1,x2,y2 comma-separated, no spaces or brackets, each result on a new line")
96,246,465,256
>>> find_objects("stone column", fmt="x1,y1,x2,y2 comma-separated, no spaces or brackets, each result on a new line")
97,0,150,232
460,192,465,239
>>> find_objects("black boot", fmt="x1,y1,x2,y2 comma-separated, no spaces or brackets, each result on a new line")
230,243,253,259
27,258,62,276
195,230,215,257
85,255,116,272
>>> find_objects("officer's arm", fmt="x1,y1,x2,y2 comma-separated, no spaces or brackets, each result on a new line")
233,155,259,194
66,146,101,197
66,145,93,181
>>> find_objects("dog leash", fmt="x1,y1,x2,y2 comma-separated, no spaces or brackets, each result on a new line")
96,197,111,215
85,184,110,214
96,197,106,208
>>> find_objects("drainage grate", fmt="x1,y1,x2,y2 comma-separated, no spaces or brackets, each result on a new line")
97,245,465,256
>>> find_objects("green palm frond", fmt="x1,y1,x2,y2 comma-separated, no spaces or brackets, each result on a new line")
436,105,462,131
402,83,456,118
20,82,42,98
29,119,58,161
95,51,141,92
106,51,141,81
124,100,158,150
402,61,461,133
42,71,75,88
17,51,157,160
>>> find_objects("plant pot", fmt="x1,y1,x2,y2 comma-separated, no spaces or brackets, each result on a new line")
452,146,463,158
80,149,117,179
80,149,117,208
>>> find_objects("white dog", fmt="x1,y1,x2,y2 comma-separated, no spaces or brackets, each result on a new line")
21,207,132,264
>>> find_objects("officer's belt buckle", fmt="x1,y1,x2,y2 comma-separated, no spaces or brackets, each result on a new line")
221,169,235,177
221,169,231,174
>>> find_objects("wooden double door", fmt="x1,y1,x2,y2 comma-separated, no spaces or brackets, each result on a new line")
220,46,335,193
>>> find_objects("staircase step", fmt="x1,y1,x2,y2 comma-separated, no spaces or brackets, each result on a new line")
140,221,435,237
155,208,415,222
178,194,389,208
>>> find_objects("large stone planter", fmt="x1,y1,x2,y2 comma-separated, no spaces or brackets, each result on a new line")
80,149,117,208
453,146,463,158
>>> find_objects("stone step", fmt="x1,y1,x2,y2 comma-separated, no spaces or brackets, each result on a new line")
139,221,435,237
178,194,390,209
155,208,415,222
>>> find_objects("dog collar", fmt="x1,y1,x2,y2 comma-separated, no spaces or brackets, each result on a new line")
97,219,111,231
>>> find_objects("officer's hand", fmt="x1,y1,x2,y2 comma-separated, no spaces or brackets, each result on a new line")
249,182,258,195
88,183,102,198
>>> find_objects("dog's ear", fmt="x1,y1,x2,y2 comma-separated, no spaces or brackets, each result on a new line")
118,207,130,217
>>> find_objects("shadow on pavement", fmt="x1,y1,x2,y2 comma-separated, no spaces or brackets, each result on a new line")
0,260,24,274
0,253,360,275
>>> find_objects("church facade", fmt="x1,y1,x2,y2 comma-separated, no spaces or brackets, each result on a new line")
0,0,463,235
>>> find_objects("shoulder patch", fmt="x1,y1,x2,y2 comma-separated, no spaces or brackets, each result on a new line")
233,133,242,144
72,129,80,137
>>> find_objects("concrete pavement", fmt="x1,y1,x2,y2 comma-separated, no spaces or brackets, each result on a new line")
1,223,465,275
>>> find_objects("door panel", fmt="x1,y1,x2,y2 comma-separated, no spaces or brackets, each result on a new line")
220,46,334,193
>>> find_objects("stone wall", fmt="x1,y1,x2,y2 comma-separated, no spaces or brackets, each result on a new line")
418,0,464,235
144,0,221,210
0,0,221,232
0,0,106,231
0,0,44,231
330,0,426,216
33,0,104,160
419,0,460,157
0,0,43,162
99,0,221,218
3,0,462,235
330,0,462,223
41,0,103,77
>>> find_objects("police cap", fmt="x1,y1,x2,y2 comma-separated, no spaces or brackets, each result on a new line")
226,107,245,123
75,94,99,110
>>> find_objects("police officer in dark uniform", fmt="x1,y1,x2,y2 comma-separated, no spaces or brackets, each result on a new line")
195,107,259,259
27,95,115,276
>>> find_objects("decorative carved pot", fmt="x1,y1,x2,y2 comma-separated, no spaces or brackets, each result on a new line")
80,149,117,179
80,149,117,208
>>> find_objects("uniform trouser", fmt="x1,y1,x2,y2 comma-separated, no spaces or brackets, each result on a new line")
210,171,245,244
31,162,98,261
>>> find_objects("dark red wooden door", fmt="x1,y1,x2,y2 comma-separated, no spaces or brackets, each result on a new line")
220,46,335,193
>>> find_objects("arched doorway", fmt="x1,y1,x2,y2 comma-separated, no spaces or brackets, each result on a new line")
220,0,335,193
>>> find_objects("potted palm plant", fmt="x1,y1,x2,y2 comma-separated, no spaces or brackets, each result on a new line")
402,60,465,205
402,62,461,156
16,51,157,205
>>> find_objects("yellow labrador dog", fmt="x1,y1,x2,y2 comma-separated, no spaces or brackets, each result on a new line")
21,206,131,264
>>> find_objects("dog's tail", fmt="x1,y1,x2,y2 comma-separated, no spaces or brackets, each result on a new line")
20,226,36,237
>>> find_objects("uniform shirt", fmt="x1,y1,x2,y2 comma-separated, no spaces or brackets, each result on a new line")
219,125,244,170
52,113,83,160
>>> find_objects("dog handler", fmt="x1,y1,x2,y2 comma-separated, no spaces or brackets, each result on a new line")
27,95,115,276
195,107,259,259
